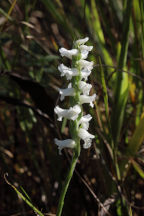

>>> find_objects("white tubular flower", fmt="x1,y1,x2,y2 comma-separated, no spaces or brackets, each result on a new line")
54,138,76,155
79,45,93,60
83,139,93,149
80,94,96,107
79,114,92,130
59,48,78,59
78,59,94,71
55,37,96,153
79,81,92,95
58,64,78,80
81,69,91,80
75,37,89,45
78,128,94,140
54,105,81,121
80,45,93,52
59,87,75,101
78,128,95,149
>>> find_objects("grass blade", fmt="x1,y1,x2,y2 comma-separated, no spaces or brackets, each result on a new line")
131,159,144,179
80,0,113,67
40,0,76,39
4,174,44,216
98,57,110,124
126,115,144,156
111,0,133,145
120,115,144,177
108,0,123,23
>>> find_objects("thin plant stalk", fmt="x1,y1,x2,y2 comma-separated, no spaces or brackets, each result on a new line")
57,114,81,216
55,38,95,215
56,144,80,216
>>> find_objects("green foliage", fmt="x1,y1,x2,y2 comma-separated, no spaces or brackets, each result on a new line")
111,0,132,145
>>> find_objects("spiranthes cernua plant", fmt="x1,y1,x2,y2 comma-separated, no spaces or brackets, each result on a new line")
54,37,96,216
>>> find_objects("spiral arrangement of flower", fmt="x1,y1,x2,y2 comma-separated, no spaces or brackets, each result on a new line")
54,37,96,155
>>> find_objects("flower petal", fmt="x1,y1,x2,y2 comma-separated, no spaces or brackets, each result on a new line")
79,114,92,130
80,45,93,52
79,45,93,59
59,87,75,101
75,37,89,45
78,59,94,71
54,138,76,155
80,94,96,107
54,105,81,121
78,128,94,149
83,139,92,149
79,81,92,95
58,64,78,80
81,69,91,80
59,48,78,59
78,128,95,140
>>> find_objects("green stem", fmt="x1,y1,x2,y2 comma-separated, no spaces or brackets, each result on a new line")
56,148,80,216
56,42,82,216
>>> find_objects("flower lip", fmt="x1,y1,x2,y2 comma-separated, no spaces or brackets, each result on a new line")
79,81,92,95
81,69,91,80
79,45,93,51
83,139,92,149
78,59,94,71
79,45,93,59
58,64,78,80
54,138,76,155
78,128,95,140
78,128,95,149
54,105,81,121
59,48,78,59
79,114,92,130
59,87,75,101
75,37,89,45
80,94,96,107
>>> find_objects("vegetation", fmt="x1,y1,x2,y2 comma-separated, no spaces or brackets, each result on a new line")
0,0,144,215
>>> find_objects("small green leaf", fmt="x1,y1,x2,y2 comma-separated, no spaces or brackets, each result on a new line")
126,116,144,156
131,160,144,179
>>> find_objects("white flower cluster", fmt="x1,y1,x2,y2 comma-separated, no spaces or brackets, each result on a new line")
54,37,96,155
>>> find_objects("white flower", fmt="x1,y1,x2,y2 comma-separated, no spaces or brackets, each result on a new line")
79,81,92,95
81,69,91,80
58,64,78,80
75,37,93,59
54,105,81,121
78,128,95,149
59,48,78,59
83,139,93,149
55,37,96,153
75,37,89,46
78,128,94,140
59,86,75,101
80,45,93,52
54,138,76,155
80,94,96,107
79,114,92,130
79,45,93,59
78,59,93,71
80,50,89,60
